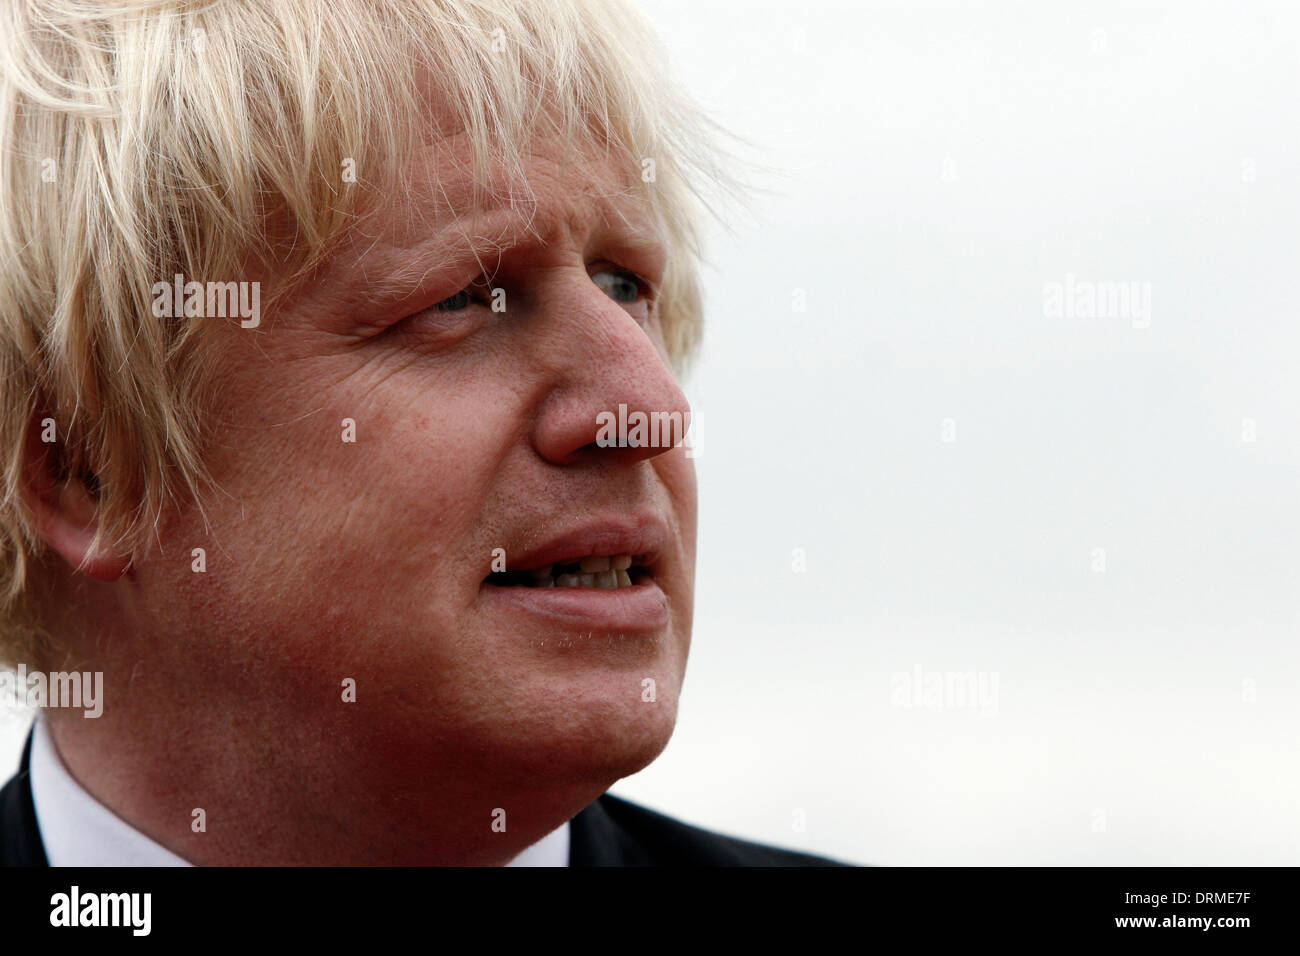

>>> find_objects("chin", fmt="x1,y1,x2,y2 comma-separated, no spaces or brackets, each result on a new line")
482,689,683,790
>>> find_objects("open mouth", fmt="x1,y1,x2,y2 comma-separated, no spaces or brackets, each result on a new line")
484,554,652,590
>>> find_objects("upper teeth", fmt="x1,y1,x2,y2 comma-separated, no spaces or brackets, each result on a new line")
527,555,637,588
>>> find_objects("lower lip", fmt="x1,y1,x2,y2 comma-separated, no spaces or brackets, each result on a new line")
480,579,670,632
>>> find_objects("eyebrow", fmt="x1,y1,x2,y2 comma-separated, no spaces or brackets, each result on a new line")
342,196,667,324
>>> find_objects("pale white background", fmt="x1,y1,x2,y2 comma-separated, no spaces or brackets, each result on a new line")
4,0,1299,865
608,0,1300,865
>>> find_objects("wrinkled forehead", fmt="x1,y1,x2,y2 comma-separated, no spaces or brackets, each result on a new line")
278,129,668,330
346,129,663,266
385,121,663,244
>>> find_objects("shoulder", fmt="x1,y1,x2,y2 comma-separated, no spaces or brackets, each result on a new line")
569,793,854,867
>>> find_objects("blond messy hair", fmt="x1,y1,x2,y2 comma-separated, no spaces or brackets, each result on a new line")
0,0,738,666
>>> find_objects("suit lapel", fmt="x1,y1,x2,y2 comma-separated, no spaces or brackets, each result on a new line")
0,727,49,867
567,794,653,866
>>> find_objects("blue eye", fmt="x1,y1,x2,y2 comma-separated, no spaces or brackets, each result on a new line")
425,268,647,316
434,289,473,311
592,268,643,304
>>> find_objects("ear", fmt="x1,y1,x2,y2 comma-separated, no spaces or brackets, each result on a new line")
20,412,130,582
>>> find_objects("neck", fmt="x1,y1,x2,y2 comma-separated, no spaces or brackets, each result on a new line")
44,699,596,866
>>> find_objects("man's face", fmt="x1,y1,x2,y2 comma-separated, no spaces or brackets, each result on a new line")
128,132,696,827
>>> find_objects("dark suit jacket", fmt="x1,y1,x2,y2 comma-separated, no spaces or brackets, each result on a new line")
1,731,848,866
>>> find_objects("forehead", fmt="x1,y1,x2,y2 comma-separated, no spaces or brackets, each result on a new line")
276,132,667,329
369,130,660,262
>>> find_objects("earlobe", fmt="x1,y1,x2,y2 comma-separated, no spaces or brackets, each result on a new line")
20,413,130,583
34,504,131,582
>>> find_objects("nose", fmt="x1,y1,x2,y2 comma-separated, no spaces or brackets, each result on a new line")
532,277,692,467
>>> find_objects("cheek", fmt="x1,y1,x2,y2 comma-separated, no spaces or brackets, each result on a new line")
145,365,512,684
133,333,697,777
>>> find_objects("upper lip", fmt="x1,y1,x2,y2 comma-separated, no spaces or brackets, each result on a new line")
493,515,669,574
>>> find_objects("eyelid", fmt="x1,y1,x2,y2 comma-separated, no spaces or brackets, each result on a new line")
436,275,493,309
418,261,658,320
590,262,657,302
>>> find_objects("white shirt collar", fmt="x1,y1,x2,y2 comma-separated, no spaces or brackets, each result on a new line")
28,715,189,866
28,716,569,866
506,820,570,867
